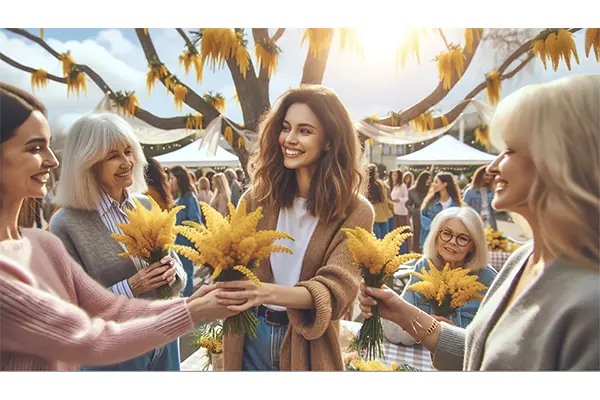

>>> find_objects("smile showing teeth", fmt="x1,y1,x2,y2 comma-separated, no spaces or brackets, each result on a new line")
116,171,131,178
495,180,508,192
284,147,304,157
31,173,49,184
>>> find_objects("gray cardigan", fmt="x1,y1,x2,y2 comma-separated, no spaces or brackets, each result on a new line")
433,242,599,371
49,195,187,299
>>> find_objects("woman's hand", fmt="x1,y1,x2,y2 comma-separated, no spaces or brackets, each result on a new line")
214,280,271,313
127,256,176,297
187,286,242,324
357,281,404,322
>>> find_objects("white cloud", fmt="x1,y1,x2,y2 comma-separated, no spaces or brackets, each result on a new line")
96,29,135,56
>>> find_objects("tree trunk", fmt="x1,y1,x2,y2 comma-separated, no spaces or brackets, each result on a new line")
300,29,334,85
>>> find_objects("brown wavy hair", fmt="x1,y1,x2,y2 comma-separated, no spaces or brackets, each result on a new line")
471,164,493,189
249,85,365,223
421,171,463,210
170,165,195,198
145,157,175,209
366,164,386,203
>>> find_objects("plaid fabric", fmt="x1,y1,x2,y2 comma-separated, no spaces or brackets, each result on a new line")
381,341,435,371
489,251,511,272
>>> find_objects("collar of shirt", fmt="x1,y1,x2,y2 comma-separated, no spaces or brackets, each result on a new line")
97,189,135,218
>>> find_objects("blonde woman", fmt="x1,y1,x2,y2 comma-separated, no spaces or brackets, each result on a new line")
358,75,600,370
210,172,231,216
49,113,187,371
197,177,213,204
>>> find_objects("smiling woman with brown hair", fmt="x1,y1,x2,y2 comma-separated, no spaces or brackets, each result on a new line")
214,85,374,371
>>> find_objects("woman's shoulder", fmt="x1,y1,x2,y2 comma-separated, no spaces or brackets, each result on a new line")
131,193,151,209
351,194,375,219
477,264,499,284
21,228,72,260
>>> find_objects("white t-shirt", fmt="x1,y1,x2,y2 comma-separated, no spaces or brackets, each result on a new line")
266,197,319,311
440,198,453,210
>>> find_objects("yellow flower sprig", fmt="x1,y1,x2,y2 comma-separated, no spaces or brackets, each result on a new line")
485,70,502,105
464,28,484,54
436,45,466,90
31,69,48,92
485,226,520,253
146,62,168,96
474,124,491,150
532,29,580,71
585,28,600,62
407,259,488,315
196,336,222,354
301,28,334,60
179,49,204,83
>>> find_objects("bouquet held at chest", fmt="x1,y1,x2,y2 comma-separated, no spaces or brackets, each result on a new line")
169,199,295,338
343,225,421,359
110,197,185,299
407,259,488,318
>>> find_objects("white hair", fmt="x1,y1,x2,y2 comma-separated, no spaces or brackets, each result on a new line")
422,206,489,272
489,74,600,269
55,113,148,210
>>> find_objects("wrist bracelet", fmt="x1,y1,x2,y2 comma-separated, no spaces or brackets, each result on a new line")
408,309,425,337
415,318,439,344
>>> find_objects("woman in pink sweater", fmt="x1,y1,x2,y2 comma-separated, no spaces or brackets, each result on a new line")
0,83,240,371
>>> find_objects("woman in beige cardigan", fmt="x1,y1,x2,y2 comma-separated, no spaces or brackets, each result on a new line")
214,85,374,371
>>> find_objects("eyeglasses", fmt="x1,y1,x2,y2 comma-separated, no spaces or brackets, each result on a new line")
438,229,472,247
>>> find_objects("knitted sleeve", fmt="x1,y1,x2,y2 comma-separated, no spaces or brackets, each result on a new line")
431,323,467,370
286,198,375,340
0,263,193,366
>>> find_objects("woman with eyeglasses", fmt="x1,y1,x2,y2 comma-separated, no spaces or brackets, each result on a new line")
397,207,497,330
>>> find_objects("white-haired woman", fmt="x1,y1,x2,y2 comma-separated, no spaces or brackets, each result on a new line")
395,207,496,333
358,75,600,371
49,113,187,371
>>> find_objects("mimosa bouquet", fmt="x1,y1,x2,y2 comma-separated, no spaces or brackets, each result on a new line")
407,259,488,318
169,199,295,338
344,352,419,371
342,226,421,359
485,227,520,253
110,197,185,299
193,319,223,371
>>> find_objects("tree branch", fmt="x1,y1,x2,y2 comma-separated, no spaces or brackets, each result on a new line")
271,28,286,43
0,52,66,84
375,28,581,127
176,28,196,51
5,28,61,58
437,28,451,51
300,28,335,85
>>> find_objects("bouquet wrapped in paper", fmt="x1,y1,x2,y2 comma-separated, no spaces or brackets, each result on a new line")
193,320,223,371
169,199,295,338
342,226,421,359
110,197,184,299
407,259,488,318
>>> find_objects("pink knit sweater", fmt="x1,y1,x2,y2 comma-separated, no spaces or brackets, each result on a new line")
0,228,194,371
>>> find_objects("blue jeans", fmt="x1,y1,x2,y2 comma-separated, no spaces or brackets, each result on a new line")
242,311,288,371
80,340,180,371
373,222,389,239
180,257,194,297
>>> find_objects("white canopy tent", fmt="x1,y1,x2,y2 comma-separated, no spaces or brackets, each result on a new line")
396,135,497,165
155,138,240,168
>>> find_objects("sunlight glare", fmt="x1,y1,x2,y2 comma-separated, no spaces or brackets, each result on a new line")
355,28,410,59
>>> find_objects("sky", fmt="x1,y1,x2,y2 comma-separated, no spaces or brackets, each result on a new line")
1,28,599,136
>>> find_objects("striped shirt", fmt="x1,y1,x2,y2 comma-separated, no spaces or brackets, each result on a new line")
97,190,147,298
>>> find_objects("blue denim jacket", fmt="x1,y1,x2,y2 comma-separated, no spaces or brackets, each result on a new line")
463,186,497,230
419,200,459,247
401,257,498,328
175,192,202,247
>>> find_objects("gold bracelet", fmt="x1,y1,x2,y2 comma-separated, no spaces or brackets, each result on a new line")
408,309,425,337
415,318,439,344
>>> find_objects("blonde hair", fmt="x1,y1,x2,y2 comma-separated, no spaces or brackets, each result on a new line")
489,75,600,268
198,177,211,191
55,113,148,210
422,206,489,272
211,172,231,203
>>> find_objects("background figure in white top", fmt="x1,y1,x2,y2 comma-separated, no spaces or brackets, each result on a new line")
389,169,411,253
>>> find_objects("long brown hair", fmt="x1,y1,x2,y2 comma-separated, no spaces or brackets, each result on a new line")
471,165,492,189
249,85,365,223
403,171,414,188
170,165,195,197
414,171,431,199
366,164,386,203
421,171,463,210
145,157,175,209
387,169,403,188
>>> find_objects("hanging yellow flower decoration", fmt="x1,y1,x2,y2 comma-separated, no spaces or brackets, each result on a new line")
366,138,374,146
224,126,233,146
200,28,249,78
203,91,226,113
179,50,204,83
58,52,75,77
464,28,483,54
532,29,579,71
173,84,188,111
366,114,378,123
146,62,168,96
441,115,449,127
396,28,424,70
339,28,363,58
254,38,280,78
114,91,139,118
302,28,334,60
584,28,600,62
485,70,502,105
410,112,435,133
237,136,245,148
65,68,87,98
31,69,48,92
474,125,491,150
40,28,44,40
185,112,203,133
143,28,149,35
436,45,466,90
